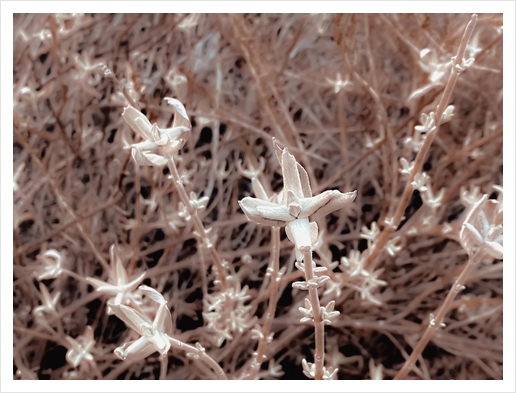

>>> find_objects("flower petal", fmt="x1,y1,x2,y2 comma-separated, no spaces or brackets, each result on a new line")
281,148,304,199
164,97,191,149
239,197,292,226
251,177,269,201
122,106,153,140
115,337,156,361
154,303,174,337
286,218,312,253
297,162,312,198
303,190,357,221
111,304,152,335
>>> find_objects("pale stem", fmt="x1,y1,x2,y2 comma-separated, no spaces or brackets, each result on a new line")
168,337,228,380
160,356,168,380
394,249,484,380
364,14,478,271
303,249,325,380
166,154,228,290
247,226,281,380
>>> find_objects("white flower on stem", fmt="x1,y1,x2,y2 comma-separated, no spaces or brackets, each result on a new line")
415,112,436,134
239,138,356,256
360,222,379,243
460,194,503,260
399,158,414,177
360,268,387,306
111,286,173,361
385,236,404,256
326,72,352,94
86,245,145,314
65,326,95,368
408,49,450,101
301,359,338,380
320,300,340,325
122,97,191,166
340,250,366,277
422,187,445,210
298,298,313,323
411,172,429,193
36,249,64,280
441,105,455,124
460,185,483,208
33,283,60,317
236,156,266,179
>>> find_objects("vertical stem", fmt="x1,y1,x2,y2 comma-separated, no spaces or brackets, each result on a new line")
159,356,168,380
247,226,281,380
394,249,484,380
303,249,325,380
364,14,478,271
166,155,228,291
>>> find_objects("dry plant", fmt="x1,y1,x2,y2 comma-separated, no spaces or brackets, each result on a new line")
13,13,503,381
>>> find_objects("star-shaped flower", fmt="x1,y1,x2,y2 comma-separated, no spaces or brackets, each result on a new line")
239,138,356,255
122,97,191,166
65,326,95,368
111,286,173,361
86,245,145,314
33,283,60,317
460,194,503,260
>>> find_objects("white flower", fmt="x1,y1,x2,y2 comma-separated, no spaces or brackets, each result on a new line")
86,245,145,314
320,300,340,325
239,138,356,255
326,72,352,94
111,286,173,361
460,194,503,260
65,326,95,368
411,172,429,192
33,283,60,317
399,158,414,177
122,97,191,166
422,187,445,210
301,359,338,380
36,249,64,280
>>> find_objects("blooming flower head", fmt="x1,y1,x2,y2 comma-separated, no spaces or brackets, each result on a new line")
122,97,191,166
65,326,95,369
460,194,503,260
86,245,145,314
111,286,173,361
239,138,356,256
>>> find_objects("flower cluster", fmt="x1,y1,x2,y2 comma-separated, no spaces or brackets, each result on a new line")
121,97,191,166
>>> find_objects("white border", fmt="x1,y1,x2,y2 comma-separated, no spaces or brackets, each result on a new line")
2,2,514,392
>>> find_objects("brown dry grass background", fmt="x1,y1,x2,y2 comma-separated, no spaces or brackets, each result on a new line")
13,13,503,380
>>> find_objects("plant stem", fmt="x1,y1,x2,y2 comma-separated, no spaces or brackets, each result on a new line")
166,154,228,291
364,14,477,272
168,338,228,380
394,248,484,380
247,226,281,380
159,356,168,380
303,249,325,380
